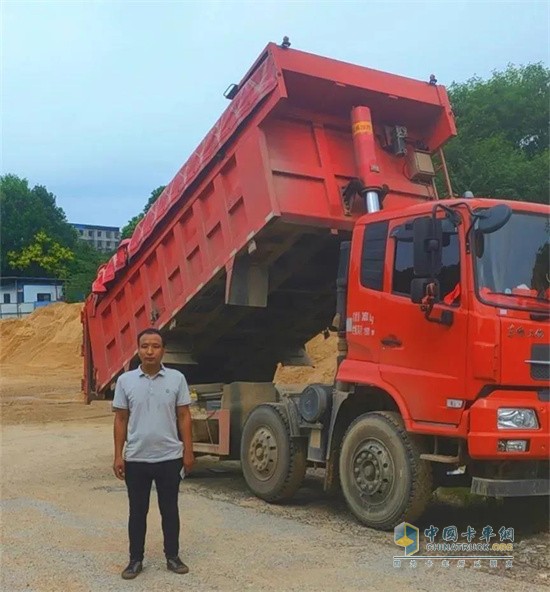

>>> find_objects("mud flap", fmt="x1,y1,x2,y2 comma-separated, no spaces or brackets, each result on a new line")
471,477,550,497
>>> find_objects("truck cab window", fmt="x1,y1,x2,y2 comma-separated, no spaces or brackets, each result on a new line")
360,221,389,290
392,234,461,304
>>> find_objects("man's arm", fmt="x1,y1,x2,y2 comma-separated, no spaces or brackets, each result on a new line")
113,409,129,479
177,405,195,474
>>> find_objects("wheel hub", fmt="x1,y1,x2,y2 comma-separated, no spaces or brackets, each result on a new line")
353,440,393,501
248,426,278,481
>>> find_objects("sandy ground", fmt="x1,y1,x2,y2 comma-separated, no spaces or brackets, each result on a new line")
1,414,549,592
1,305,549,591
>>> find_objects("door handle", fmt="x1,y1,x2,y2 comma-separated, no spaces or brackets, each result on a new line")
381,335,402,348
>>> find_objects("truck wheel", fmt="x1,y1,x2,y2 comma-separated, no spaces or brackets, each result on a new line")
339,411,432,530
240,404,307,502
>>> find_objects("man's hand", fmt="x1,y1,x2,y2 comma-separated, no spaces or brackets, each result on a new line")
177,404,195,474
183,449,195,474
113,408,128,480
113,456,125,480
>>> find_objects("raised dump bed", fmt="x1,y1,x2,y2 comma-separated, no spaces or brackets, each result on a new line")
83,42,454,399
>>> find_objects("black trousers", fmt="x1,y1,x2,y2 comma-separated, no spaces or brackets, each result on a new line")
124,458,182,561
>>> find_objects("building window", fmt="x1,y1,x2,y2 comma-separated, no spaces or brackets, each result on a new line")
98,230,102,237
106,231,112,238
3,294,11,304
88,230,93,237
79,230,84,236
37,293,52,302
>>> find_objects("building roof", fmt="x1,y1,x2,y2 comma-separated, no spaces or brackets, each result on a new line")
71,223,120,231
0,277,65,286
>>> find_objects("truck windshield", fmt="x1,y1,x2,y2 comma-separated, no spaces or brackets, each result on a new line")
475,210,550,312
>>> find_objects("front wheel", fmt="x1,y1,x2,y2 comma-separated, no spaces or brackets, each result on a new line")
240,404,307,502
339,411,432,530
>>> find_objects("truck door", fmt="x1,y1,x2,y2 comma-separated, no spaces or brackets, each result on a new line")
346,220,389,366
378,218,468,425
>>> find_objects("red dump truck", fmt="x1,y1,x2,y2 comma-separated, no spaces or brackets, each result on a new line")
83,42,549,530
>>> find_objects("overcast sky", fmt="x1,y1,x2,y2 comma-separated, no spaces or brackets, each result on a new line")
2,0,548,228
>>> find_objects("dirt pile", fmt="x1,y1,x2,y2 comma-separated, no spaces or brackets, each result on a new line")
0,303,83,374
0,301,337,426
0,303,109,424
274,333,338,384
0,301,338,382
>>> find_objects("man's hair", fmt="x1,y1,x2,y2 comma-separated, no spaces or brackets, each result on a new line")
137,328,165,346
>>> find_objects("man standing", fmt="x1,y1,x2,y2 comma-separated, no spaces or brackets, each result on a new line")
112,328,195,580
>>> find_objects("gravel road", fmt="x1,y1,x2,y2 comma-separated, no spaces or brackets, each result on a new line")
1,414,548,592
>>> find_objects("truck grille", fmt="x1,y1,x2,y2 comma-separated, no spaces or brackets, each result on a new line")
529,344,550,381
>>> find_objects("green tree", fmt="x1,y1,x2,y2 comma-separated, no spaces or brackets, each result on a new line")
7,231,75,279
442,63,549,203
64,241,110,302
0,174,109,302
121,185,165,239
0,174,78,276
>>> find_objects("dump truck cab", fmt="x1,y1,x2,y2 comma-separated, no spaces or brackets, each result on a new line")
334,198,549,512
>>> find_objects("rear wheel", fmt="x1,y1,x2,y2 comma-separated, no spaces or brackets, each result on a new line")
339,411,432,530
240,404,307,502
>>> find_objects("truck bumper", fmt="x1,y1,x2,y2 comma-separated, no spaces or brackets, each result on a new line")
471,477,550,497
468,390,549,460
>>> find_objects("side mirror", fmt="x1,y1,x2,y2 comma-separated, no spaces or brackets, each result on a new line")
476,204,512,234
411,278,441,305
413,216,443,277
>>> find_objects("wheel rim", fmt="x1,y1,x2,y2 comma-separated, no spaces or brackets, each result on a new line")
352,438,394,504
248,425,278,481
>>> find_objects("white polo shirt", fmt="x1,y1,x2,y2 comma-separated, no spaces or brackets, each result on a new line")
113,365,191,463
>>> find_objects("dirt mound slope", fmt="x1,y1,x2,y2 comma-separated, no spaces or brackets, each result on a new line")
0,303,83,373
274,333,337,385
0,301,337,425
0,301,338,382
0,303,104,424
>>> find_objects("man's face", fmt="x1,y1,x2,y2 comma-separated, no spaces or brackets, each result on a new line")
138,333,164,367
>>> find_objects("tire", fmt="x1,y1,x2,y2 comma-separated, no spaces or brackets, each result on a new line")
240,404,307,502
339,411,432,530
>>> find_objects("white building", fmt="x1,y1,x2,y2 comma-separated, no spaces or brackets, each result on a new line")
71,223,121,252
0,277,65,319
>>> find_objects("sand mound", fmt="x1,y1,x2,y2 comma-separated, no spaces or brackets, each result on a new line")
0,301,337,425
0,300,337,384
0,303,83,372
274,333,338,384
0,303,111,424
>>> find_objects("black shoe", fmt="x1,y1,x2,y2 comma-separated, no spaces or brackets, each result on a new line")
166,556,189,574
121,560,143,580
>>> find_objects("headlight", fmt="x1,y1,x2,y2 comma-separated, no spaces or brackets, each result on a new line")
497,408,539,429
